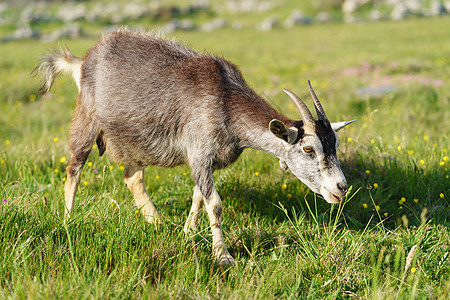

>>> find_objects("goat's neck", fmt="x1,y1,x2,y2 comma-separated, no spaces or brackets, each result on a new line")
230,91,293,159
239,124,286,158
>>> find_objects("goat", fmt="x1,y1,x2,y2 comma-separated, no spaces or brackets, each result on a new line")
34,30,355,265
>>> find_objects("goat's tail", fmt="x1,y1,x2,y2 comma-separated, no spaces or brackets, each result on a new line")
33,47,82,95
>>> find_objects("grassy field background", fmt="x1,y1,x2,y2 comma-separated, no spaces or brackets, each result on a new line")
0,6,449,299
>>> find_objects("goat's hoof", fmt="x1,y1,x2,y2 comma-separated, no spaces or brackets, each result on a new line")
183,223,197,235
146,215,162,225
216,253,236,266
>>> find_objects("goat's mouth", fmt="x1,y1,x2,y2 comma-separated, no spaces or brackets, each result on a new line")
323,188,342,204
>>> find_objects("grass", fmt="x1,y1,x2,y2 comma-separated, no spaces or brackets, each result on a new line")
1,14,449,299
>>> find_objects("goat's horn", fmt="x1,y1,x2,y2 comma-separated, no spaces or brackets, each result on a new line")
307,80,327,121
282,88,314,122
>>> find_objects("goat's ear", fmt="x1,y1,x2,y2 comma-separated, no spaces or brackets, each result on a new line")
331,119,357,132
269,119,299,144
279,159,289,171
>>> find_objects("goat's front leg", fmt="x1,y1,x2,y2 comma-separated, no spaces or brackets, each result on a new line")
183,185,203,234
191,168,235,265
204,189,235,265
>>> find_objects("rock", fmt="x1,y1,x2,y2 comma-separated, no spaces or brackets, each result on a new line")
123,2,150,19
445,1,450,12
40,24,82,42
344,13,360,23
56,4,86,22
316,11,332,23
226,0,275,13
160,19,196,33
201,18,228,32
257,16,279,31
342,0,360,13
284,10,312,28
391,3,410,21
429,0,447,16
369,9,382,21
14,26,39,39
404,0,423,13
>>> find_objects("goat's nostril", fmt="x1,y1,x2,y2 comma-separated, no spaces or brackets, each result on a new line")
337,182,347,194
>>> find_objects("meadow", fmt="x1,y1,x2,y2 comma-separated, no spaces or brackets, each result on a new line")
1,14,449,299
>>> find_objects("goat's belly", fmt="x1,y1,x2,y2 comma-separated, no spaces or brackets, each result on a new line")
103,134,187,168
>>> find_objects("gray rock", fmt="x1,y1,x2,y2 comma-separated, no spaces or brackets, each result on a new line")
226,0,275,13
123,2,150,19
404,0,423,13
41,24,82,42
56,4,86,22
257,16,279,31
160,19,196,33
343,13,360,23
315,11,332,23
369,9,382,21
391,3,410,21
342,0,360,13
201,18,228,32
284,10,312,28
429,0,447,16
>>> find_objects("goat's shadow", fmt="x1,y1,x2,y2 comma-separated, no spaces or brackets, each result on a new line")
162,154,449,234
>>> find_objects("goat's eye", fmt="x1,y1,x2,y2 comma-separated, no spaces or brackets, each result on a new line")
303,146,313,153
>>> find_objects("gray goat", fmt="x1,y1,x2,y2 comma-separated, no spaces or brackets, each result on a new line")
34,30,355,265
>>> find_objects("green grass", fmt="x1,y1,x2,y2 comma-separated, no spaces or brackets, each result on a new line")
1,16,449,298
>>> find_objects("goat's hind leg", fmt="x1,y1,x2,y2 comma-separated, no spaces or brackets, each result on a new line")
124,165,160,224
64,106,98,219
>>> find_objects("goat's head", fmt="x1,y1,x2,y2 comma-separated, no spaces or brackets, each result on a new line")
269,81,356,204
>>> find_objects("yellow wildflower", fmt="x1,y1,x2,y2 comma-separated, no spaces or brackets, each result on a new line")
60,156,66,163
53,137,59,142
119,165,125,171
287,193,292,198
373,183,379,189
362,203,368,209
443,156,448,162
411,267,416,274
408,150,414,155
440,193,445,199
109,165,114,170
347,137,352,143
155,175,160,180
376,205,380,211
88,162,93,167
397,146,402,151
423,135,429,141
0,159,4,164
440,161,445,166
414,198,419,203
282,184,287,190
420,160,425,165
383,212,388,217
254,171,260,176
365,170,370,174
54,169,59,174
6,140,10,146
370,139,375,144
